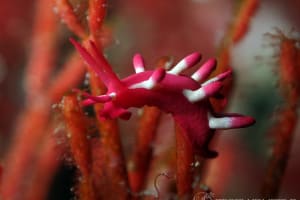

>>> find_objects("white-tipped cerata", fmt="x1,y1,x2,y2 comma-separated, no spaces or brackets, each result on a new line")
133,53,145,73
202,69,232,86
168,52,201,75
208,113,255,129
130,68,166,89
191,58,217,82
183,81,222,103
208,116,232,129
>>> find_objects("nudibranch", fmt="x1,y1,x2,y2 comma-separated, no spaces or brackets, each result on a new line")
70,39,255,158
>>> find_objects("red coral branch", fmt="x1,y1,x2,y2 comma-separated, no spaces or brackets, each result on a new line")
128,106,161,193
214,0,259,75
261,32,300,198
54,0,87,38
214,0,259,102
261,106,297,198
88,68,130,199
88,0,107,39
0,3,59,198
55,0,130,198
1,0,93,199
1,101,51,200
25,0,58,101
175,124,194,199
232,0,259,43
200,0,259,194
48,52,85,102
128,57,172,193
22,135,63,200
62,95,95,200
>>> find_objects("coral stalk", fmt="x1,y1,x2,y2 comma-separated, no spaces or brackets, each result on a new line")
0,100,51,200
128,106,161,193
128,57,172,193
88,68,130,199
214,0,259,97
56,0,130,197
25,0,58,101
261,106,297,198
2,3,58,196
22,135,62,200
85,7,130,196
198,0,259,193
48,52,86,102
214,0,259,91
1,0,91,199
62,95,95,200
54,0,87,38
261,33,300,198
175,124,194,199
232,0,259,43
88,0,107,39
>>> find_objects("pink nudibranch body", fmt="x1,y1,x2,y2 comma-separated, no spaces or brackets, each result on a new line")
70,39,255,158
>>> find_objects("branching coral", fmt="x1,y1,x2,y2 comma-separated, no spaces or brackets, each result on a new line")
71,39,255,158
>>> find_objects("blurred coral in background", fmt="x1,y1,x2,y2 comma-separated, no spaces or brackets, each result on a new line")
0,0,300,199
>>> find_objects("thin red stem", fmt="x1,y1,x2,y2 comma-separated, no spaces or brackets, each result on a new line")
0,101,51,200
48,52,86,102
175,124,194,199
22,135,63,200
62,95,96,200
25,0,58,101
128,106,161,193
54,0,87,38
261,34,300,198
261,106,297,198
89,68,130,199
88,0,107,39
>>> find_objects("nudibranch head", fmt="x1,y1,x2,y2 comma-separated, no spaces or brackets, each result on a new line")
70,38,255,158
